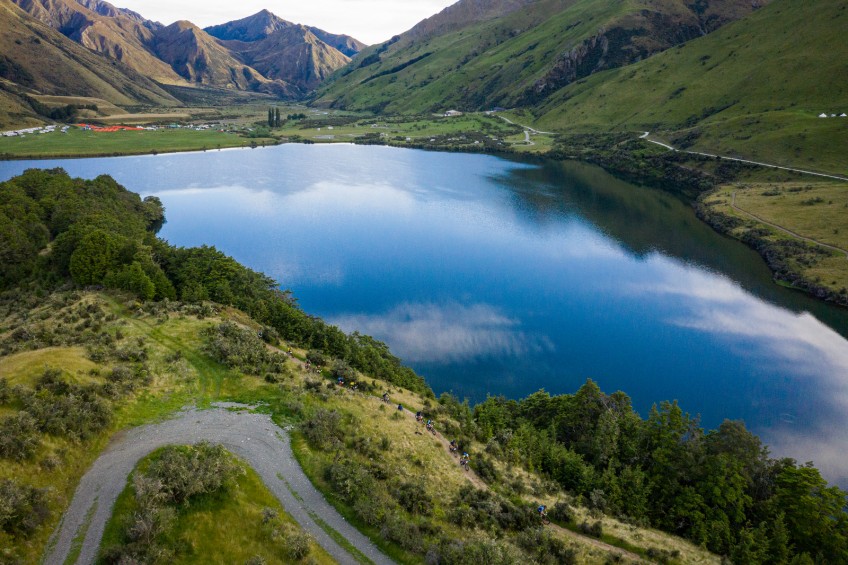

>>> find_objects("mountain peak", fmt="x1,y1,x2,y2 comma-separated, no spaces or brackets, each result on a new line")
204,10,292,42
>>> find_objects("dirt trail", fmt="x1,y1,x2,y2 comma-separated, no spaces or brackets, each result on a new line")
43,404,394,565
376,391,643,561
731,192,848,259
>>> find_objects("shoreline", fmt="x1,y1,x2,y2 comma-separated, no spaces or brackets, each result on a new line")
2,135,845,310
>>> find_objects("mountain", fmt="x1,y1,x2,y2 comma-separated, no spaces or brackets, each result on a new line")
11,0,186,84
204,10,363,93
314,0,770,113
10,1,363,99
149,20,293,95
215,27,352,92
0,0,177,124
204,9,365,56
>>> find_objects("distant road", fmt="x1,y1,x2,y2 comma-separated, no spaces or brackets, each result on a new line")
44,404,394,565
640,132,848,181
498,115,555,136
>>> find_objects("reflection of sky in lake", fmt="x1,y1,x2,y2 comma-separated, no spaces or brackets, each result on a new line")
2,144,847,486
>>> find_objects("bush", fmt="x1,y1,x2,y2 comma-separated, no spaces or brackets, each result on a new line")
431,538,523,565
470,455,499,484
331,360,356,381
0,479,50,536
548,501,574,523
306,351,327,366
579,520,603,538
204,321,285,376
515,528,577,564
324,458,375,502
391,480,433,516
0,411,39,460
302,409,343,450
0,378,10,403
147,443,240,504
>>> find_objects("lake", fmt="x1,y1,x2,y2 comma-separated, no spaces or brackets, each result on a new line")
2,144,847,486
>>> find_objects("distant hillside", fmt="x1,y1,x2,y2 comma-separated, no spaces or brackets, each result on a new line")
0,0,178,127
314,0,769,113
9,0,363,101
535,0,848,129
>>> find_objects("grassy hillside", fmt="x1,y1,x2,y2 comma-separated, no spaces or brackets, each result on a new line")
314,0,767,113
534,0,848,173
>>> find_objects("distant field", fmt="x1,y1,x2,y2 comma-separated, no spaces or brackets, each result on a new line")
704,181,848,293
0,127,271,158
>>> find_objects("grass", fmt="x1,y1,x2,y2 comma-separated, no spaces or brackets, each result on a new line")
704,182,848,294
0,127,274,159
63,501,97,565
0,346,98,387
99,449,335,564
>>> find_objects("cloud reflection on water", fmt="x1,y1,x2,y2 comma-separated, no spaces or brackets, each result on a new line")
631,255,848,484
331,302,554,364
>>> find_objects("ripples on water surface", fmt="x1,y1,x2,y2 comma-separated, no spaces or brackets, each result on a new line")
2,144,847,485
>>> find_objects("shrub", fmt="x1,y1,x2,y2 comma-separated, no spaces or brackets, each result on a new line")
302,409,343,449
0,479,50,536
306,351,327,366
331,360,356,381
324,458,375,502
515,528,577,564
548,501,574,523
391,480,433,516
470,455,499,484
0,411,40,460
579,520,603,538
0,378,10,403
147,443,240,504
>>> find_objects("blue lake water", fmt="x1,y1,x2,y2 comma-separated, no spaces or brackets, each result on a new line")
2,144,848,485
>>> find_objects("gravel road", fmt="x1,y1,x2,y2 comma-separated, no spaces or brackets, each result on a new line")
43,404,394,565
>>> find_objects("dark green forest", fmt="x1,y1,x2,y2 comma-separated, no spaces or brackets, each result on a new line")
0,168,427,395
458,382,848,563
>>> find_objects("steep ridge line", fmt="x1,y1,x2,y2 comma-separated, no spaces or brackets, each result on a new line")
43,404,394,565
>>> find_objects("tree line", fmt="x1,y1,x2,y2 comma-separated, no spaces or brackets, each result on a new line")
461,380,847,563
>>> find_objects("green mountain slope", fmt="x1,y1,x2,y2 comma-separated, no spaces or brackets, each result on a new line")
535,0,848,173
314,0,768,113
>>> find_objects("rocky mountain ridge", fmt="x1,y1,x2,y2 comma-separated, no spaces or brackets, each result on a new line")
9,0,364,98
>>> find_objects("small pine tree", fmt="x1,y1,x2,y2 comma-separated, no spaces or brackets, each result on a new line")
275,107,281,127
268,108,274,128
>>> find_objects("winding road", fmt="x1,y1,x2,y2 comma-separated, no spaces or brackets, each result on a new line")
43,404,394,565
640,132,848,181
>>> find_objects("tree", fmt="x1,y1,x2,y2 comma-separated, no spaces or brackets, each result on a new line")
69,229,121,285
275,107,281,127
